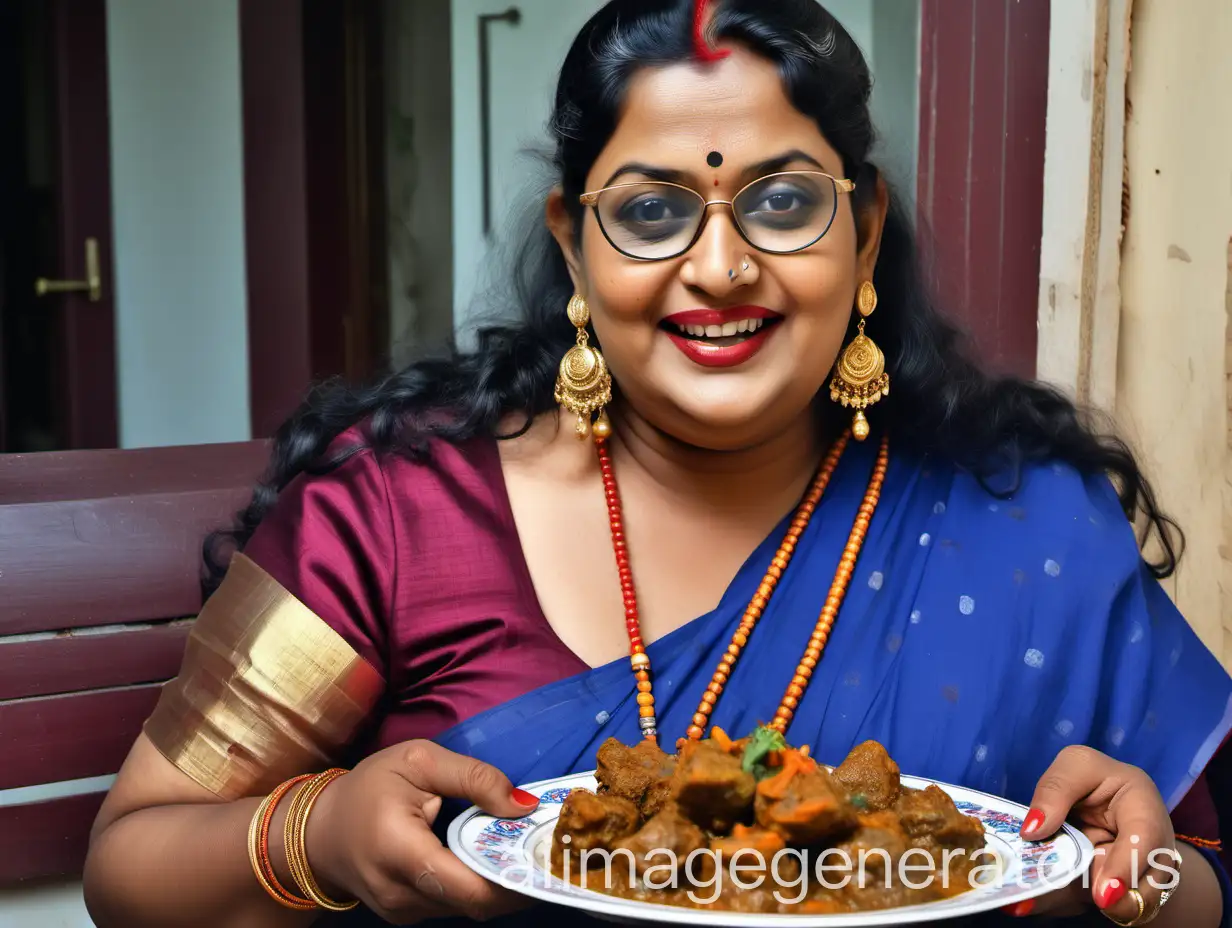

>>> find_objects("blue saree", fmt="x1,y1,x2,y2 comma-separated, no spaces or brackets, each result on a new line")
430,436,1231,925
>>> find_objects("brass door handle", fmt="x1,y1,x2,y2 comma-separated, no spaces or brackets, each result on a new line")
35,237,102,302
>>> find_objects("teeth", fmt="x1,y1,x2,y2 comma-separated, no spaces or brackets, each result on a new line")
673,318,773,337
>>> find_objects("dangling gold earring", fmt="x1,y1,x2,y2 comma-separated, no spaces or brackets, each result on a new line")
829,280,889,441
554,293,613,440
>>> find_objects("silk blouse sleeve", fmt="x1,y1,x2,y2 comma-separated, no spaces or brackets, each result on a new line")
143,444,392,799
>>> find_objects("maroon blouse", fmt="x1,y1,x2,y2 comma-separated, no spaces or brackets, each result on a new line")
242,433,589,758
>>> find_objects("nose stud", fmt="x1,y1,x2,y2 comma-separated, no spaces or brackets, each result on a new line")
728,259,754,282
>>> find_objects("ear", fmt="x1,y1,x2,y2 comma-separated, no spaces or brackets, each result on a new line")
854,171,890,283
545,187,585,293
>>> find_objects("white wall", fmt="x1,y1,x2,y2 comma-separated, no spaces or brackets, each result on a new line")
870,0,920,197
450,0,601,335
386,0,456,367
106,0,251,449
448,0,919,336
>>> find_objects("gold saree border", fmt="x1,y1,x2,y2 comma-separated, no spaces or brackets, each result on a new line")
144,552,385,800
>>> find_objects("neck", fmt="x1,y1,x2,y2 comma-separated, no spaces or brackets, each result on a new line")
606,400,831,513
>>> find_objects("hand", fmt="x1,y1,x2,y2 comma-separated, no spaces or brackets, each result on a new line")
1003,745,1181,923
303,740,540,924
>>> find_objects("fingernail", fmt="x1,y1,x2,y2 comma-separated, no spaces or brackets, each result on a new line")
1097,878,1126,909
416,870,446,899
1022,808,1046,836
511,787,539,807
1001,900,1035,917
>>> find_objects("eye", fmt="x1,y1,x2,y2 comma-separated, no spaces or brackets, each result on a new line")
618,196,685,224
748,186,814,216
739,180,824,231
762,191,805,212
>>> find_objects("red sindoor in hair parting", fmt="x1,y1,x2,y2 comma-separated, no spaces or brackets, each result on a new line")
693,0,731,61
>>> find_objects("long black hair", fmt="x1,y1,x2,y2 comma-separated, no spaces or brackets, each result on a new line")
205,0,1180,592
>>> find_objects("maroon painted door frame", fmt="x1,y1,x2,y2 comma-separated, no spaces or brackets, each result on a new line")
239,0,314,440
239,0,388,440
917,0,1051,379
52,0,119,448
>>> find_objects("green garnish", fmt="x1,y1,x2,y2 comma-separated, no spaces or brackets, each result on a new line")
851,793,869,811
741,726,787,780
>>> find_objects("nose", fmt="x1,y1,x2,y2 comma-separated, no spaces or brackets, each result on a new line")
678,204,752,296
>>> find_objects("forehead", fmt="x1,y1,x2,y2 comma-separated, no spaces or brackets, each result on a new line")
589,45,842,182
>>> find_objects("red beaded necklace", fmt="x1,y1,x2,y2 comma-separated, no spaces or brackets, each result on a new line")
594,430,890,745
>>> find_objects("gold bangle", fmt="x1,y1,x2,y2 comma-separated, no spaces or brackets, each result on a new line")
247,775,316,910
283,768,357,912
1102,888,1147,926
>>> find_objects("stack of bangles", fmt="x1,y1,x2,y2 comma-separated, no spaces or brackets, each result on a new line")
246,767,358,912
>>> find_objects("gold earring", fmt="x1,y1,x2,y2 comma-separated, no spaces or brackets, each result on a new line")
830,280,889,441
554,294,613,440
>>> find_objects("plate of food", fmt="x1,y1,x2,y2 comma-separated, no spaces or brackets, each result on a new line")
447,726,1094,925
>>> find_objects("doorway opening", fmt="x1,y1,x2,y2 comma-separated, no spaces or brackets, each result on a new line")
1,0,61,452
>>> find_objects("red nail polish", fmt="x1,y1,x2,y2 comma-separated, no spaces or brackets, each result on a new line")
1022,808,1046,836
511,787,539,807
1098,879,1127,909
1000,899,1035,917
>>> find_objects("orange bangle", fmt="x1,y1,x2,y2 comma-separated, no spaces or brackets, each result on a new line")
1176,833,1222,851
247,775,316,910
262,775,316,908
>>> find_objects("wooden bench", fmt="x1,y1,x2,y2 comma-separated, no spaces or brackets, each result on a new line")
0,441,270,886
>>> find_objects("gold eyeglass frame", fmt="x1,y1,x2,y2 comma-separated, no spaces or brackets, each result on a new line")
579,170,856,261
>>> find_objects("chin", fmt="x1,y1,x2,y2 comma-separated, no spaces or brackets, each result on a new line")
669,402,800,450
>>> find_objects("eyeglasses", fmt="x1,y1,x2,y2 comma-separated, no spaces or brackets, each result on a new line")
579,171,855,261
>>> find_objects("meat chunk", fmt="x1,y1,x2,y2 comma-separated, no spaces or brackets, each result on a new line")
612,802,707,877
833,810,909,883
709,823,787,863
755,766,858,846
833,741,902,811
670,739,756,833
895,785,986,855
596,737,677,819
552,789,640,859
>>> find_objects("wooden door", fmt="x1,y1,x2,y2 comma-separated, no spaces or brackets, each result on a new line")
0,0,116,453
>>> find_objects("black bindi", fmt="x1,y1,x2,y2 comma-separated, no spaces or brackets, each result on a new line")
706,151,724,168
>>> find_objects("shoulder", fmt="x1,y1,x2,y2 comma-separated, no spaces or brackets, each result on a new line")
942,457,1145,581
267,424,506,520
243,425,509,585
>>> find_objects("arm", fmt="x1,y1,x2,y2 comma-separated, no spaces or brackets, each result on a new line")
84,735,316,928
85,445,390,926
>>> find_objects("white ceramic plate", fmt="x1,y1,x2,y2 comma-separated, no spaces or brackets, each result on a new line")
447,770,1095,926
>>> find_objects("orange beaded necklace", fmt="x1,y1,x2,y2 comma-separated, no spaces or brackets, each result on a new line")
594,429,890,746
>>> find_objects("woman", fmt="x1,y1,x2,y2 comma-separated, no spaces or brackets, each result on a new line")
83,1,1230,926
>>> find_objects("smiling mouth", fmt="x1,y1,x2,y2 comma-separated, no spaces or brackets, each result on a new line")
659,316,784,348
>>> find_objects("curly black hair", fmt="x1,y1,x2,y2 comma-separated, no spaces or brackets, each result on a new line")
204,0,1181,594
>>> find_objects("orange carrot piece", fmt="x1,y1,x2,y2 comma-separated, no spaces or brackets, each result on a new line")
710,726,733,752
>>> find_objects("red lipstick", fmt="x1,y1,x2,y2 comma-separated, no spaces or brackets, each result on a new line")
662,305,781,327
660,305,784,369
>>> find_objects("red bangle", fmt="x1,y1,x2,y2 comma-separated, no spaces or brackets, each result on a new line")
249,774,315,910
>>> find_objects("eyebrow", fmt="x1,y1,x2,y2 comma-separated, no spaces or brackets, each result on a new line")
601,149,832,188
